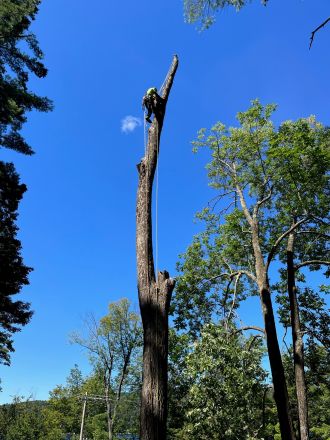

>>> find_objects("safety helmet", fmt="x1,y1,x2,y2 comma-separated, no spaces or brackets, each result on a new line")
147,87,157,96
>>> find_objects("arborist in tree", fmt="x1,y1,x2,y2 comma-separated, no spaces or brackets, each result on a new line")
142,87,161,123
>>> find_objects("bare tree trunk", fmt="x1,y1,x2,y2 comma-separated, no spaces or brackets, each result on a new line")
105,383,113,440
136,55,178,440
287,232,309,440
251,224,296,440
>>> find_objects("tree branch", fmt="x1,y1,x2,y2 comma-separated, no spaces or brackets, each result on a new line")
253,187,272,219
295,260,330,271
309,17,330,49
296,230,330,240
225,273,241,327
233,326,266,335
235,178,253,226
266,217,309,271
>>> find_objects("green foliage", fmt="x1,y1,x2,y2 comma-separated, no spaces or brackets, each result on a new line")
277,286,330,348
0,162,32,365
71,299,142,438
172,100,329,437
173,100,330,334
0,0,52,367
168,324,267,439
0,0,52,154
40,363,140,440
0,396,46,440
184,0,268,30
282,343,330,440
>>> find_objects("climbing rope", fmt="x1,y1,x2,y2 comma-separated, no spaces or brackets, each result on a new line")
155,123,159,278
143,111,160,280
143,111,147,157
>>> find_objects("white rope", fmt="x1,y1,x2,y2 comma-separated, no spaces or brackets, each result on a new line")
155,125,159,278
143,111,147,156
142,105,160,280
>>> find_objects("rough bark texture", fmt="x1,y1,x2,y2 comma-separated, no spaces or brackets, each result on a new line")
136,55,178,440
252,224,296,440
287,232,309,440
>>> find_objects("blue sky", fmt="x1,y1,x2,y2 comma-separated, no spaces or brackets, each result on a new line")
0,0,329,402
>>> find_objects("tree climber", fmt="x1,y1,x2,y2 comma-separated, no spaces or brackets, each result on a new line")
142,87,161,123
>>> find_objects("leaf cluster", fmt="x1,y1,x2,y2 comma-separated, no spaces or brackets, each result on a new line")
168,324,267,440
184,0,268,30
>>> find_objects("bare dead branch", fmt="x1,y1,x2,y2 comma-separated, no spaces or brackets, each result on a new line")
309,17,330,49
225,273,241,327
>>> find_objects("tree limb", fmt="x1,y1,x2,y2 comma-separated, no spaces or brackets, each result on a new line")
295,260,330,271
266,217,309,271
309,17,330,49
233,326,266,335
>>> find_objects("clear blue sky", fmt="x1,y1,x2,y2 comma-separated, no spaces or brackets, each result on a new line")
0,0,329,403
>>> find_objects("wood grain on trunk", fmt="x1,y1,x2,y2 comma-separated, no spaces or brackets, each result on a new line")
136,55,178,440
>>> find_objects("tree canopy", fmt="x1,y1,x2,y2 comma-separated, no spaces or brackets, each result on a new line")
184,0,268,30
0,0,52,154
0,162,32,365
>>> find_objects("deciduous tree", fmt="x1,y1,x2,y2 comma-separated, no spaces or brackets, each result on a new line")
173,101,330,439
71,299,142,440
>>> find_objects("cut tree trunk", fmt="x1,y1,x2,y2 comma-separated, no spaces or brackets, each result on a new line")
136,55,178,440
287,232,309,440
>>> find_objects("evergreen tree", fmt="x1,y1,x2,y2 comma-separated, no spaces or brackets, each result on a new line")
0,0,52,154
0,0,52,364
0,162,32,365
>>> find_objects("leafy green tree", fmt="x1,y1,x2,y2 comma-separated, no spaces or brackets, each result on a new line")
173,100,330,439
168,324,267,440
0,0,52,365
71,299,142,440
42,366,85,439
42,365,108,439
267,116,330,440
282,341,330,440
183,0,268,30
183,0,329,47
0,0,52,154
0,395,46,440
0,162,32,365
168,330,193,438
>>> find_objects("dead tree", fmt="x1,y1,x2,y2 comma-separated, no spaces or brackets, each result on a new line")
136,55,178,440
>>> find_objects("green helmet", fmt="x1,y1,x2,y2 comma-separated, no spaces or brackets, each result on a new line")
147,87,157,96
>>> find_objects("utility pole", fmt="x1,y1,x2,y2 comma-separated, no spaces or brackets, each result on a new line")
136,55,178,440
79,392,87,440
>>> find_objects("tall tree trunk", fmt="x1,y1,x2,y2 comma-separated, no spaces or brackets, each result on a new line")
252,224,296,440
287,232,309,440
136,55,178,440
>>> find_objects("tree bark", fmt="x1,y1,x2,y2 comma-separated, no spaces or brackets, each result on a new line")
287,232,309,440
251,224,296,440
136,55,178,440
